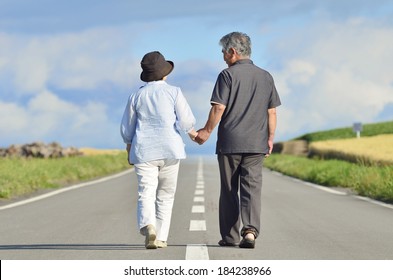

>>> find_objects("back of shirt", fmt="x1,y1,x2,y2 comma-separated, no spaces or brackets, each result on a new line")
121,81,195,164
211,59,281,154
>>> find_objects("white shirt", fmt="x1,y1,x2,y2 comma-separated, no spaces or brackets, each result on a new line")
120,81,195,164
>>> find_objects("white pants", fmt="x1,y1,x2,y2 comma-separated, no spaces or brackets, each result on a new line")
134,159,180,242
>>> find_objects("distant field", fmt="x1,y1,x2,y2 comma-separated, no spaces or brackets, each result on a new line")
295,120,393,142
309,134,393,165
79,147,124,156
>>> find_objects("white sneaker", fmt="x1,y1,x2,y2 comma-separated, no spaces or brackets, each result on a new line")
156,240,167,248
141,224,157,249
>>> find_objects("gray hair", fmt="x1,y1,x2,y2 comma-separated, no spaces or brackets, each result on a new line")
219,32,251,57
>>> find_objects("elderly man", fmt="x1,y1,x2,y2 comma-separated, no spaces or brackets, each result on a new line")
195,32,281,249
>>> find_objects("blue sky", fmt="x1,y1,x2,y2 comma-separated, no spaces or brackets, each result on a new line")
1,0,393,154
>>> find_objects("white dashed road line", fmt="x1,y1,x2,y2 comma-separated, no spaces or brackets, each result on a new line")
191,205,205,213
193,196,205,203
189,220,207,231
194,190,204,195
185,158,209,260
185,244,209,260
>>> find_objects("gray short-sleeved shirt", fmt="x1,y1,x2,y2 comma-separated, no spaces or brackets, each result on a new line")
211,59,281,154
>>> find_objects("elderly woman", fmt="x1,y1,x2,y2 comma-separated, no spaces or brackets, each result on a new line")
121,51,197,249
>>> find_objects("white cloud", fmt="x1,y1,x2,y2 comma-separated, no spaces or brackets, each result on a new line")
0,90,119,148
272,17,393,139
0,27,144,149
0,27,140,96
13,39,50,93
1,27,134,148
0,102,29,134
275,59,317,96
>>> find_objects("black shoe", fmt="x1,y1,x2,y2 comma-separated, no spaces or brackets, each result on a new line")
218,240,238,247
239,238,255,249
239,230,256,249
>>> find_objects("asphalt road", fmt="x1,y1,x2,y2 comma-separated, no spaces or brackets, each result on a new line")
1,156,393,260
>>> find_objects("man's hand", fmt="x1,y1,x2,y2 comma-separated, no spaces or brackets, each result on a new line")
195,128,211,145
265,139,273,158
266,107,277,158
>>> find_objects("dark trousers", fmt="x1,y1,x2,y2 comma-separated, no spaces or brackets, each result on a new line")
217,153,264,243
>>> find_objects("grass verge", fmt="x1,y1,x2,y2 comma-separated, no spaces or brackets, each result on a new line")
295,120,393,142
0,152,130,199
264,154,393,203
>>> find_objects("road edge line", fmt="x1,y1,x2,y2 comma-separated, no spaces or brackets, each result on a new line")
270,169,393,210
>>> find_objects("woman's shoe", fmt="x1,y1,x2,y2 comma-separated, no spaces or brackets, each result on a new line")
141,224,157,249
156,240,167,248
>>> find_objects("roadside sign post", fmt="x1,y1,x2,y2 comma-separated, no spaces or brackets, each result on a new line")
353,122,363,138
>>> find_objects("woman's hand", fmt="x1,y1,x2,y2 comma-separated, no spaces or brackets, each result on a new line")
188,129,198,142
126,144,132,165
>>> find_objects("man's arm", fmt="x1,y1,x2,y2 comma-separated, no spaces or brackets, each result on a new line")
266,107,277,156
195,103,226,145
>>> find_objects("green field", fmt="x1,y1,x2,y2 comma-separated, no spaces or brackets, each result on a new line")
0,152,130,199
265,120,393,203
264,154,393,203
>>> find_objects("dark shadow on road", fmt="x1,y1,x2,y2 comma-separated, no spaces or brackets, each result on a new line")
0,243,235,252
0,244,145,251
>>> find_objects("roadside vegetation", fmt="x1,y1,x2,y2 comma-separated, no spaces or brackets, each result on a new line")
264,154,393,203
0,151,130,199
266,120,393,203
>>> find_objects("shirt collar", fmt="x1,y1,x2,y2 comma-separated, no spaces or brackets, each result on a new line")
146,80,167,85
233,59,253,66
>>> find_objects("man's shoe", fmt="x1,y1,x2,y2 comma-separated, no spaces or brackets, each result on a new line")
239,238,255,249
239,231,256,249
218,240,238,247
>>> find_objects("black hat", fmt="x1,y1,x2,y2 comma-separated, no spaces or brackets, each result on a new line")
140,51,174,82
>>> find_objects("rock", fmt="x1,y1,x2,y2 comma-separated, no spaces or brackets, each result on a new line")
0,142,82,158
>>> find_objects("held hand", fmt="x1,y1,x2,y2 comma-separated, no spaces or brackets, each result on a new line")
195,128,211,145
188,130,198,142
